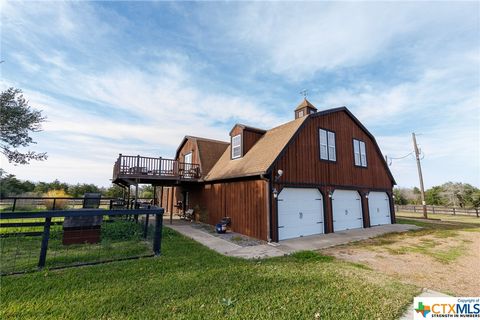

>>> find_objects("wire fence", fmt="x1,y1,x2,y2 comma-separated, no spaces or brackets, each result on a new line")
395,205,479,217
0,199,164,275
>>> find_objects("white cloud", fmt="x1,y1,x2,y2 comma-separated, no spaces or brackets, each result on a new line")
222,2,478,81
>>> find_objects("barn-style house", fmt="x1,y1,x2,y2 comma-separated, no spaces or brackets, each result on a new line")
112,99,396,242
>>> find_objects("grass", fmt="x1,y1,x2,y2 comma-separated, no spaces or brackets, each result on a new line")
0,227,419,320
396,211,480,225
0,219,152,274
344,217,479,264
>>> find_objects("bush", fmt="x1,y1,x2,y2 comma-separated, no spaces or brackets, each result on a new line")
44,190,70,210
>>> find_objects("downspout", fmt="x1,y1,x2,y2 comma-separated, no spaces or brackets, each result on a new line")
260,173,272,243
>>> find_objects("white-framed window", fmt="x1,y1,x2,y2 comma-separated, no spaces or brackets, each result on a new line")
353,139,367,167
231,134,242,159
319,129,336,161
298,110,304,117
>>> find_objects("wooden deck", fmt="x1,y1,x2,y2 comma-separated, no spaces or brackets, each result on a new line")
112,154,201,186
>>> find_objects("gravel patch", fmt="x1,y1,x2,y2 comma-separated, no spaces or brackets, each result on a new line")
190,222,264,247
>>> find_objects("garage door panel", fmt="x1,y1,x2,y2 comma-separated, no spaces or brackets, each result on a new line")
332,190,363,232
368,192,391,226
278,188,324,240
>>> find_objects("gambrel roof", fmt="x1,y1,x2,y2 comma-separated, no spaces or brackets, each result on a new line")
203,107,396,184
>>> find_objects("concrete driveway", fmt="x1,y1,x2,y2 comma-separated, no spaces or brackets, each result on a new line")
167,219,420,259
276,224,420,253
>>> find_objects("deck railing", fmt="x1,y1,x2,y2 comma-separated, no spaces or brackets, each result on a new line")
113,154,201,181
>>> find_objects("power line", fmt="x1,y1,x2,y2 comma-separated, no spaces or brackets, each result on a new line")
388,151,414,160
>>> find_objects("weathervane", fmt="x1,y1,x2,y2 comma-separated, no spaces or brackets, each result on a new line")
300,89,308,99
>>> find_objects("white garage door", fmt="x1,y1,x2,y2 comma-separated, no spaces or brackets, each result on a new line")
332,190,363,231
368,192,391,226
278,188,324,240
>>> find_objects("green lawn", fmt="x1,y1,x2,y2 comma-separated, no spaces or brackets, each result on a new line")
0,219,152,274
0,227,419,320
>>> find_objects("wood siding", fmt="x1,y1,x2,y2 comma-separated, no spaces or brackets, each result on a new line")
186,180,268,240
271,111,394,239
273,111,393,188
243,130,264,155
177,139,200,165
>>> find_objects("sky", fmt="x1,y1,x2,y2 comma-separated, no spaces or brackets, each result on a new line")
1,1,479,188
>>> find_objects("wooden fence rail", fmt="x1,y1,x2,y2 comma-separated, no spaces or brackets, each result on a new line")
395,205,479,217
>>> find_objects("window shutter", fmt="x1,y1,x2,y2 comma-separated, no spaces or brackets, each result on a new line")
328,131,336,161
319,129,328,160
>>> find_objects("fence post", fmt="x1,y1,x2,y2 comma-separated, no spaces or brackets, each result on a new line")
143,213,150,239
453,207,456,215
38,217,52,269
432,206,435,214
12,198,17,212
476,208,479,218
153,209,164,256
414,206,416,213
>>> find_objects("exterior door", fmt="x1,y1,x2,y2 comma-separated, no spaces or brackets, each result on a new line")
278,188,324,240
183,152,192,178
368,192,391,226
332,190,363,231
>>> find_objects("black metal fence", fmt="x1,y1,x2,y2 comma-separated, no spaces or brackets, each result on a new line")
0,205,164,275
395,205,479,217
0,197,155,212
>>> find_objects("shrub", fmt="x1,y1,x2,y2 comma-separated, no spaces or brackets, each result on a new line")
44,189,70,210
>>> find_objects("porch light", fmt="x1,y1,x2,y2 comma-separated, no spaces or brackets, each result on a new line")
365,192,369,199
328,191,333,198
272,188,278,199
274,169,284,182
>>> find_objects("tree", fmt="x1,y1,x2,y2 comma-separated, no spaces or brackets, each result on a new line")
393,188,408,205
68,183,101,197
425,186,444,205
0,169,35,197
0,87,47,164
103,185,124,198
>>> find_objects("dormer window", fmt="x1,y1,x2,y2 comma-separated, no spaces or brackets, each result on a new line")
231,134,242,159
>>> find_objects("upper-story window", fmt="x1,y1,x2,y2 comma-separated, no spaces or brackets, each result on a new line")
353,139,367,167
298,110,304,118
319,129,336,161
231,134,242,159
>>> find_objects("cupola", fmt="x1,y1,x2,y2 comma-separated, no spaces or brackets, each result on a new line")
295,98,317,119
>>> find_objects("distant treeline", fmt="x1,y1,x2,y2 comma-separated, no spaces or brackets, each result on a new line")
0,170,154,199
394,182,480,208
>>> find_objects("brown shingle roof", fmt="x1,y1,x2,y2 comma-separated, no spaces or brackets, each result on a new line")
205,116,307,181
196,138,229,175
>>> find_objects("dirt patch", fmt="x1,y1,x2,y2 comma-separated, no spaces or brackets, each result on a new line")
323,231,480,296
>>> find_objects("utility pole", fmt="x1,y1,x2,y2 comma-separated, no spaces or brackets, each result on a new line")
412,133,427,218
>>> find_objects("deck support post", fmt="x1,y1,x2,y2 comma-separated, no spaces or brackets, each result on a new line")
169,187,174,224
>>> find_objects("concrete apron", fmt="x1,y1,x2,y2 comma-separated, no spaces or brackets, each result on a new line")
277,223,420,253
167,222,420,259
